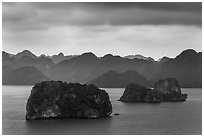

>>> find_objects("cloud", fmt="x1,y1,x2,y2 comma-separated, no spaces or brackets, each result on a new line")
3,25,201,60
2,3,202,60
31,2,202,13
2,2,202,32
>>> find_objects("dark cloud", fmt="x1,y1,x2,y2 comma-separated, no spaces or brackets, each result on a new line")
2,2,202,32
31,2,202,12
114,2,202,12
2,2,202,60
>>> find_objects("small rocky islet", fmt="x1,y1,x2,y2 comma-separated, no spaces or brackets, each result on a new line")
26,81,112,120
119,78,187,103
26,78,187,120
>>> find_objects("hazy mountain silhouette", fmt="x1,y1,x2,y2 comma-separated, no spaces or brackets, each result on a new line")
88,70,154,88
2,51,17,67
124,54,155,62
2,52,54,77
51,52,99,82
13,50,37,60
3,66,49,85
151,49,202,87
18,56,54,77
2,65,14,79
158,56,172,63
50,53,157,83
2,51,10,60
51,53,78,64
2,49,202,87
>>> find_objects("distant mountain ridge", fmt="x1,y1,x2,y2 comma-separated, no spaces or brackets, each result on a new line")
158,56,172,63
14,50,37,60
6,50,78,64
51,53,78,64
88,70,154,88
151,49,202,87
2,49,202,87
124,54,155,62
3,66,49,85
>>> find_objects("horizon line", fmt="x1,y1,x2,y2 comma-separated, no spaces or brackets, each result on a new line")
2,48,201,61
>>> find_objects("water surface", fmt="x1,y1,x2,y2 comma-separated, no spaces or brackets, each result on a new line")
2,86,202,135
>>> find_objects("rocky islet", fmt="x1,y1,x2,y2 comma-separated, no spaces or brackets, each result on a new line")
119,78,187,103
26,81,112,120
26,78,187,120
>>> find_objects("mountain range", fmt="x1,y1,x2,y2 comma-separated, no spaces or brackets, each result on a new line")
2,49,202,87
3,66,48,85
124,54,155,62
88,70,154,88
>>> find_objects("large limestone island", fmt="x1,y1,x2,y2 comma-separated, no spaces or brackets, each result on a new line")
26,81,112,120
119,78,187,103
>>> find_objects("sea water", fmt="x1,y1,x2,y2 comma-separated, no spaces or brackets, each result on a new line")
2,86,202,135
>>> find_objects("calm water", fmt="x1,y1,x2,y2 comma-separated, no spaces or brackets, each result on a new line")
2,86,202,135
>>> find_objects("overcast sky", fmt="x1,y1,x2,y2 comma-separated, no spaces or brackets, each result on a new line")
2,2,202,60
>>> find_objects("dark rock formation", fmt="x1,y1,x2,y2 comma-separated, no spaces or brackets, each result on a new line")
154,78,188,101
118,83,153,102
26,81,112,120
119,78,187,103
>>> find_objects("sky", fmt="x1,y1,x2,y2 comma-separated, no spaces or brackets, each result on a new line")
2,2,202,60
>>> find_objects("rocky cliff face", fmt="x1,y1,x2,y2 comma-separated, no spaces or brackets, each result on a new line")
154,78,187,101
154,78,181,94
118,83,153,102
119,78,187,103
26,81,112,120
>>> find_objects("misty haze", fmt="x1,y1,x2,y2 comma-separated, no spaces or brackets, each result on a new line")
2,2,202,135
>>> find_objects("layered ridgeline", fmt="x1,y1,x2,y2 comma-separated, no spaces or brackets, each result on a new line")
88,70,154,88
2,49,202,87
3,66,49,85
